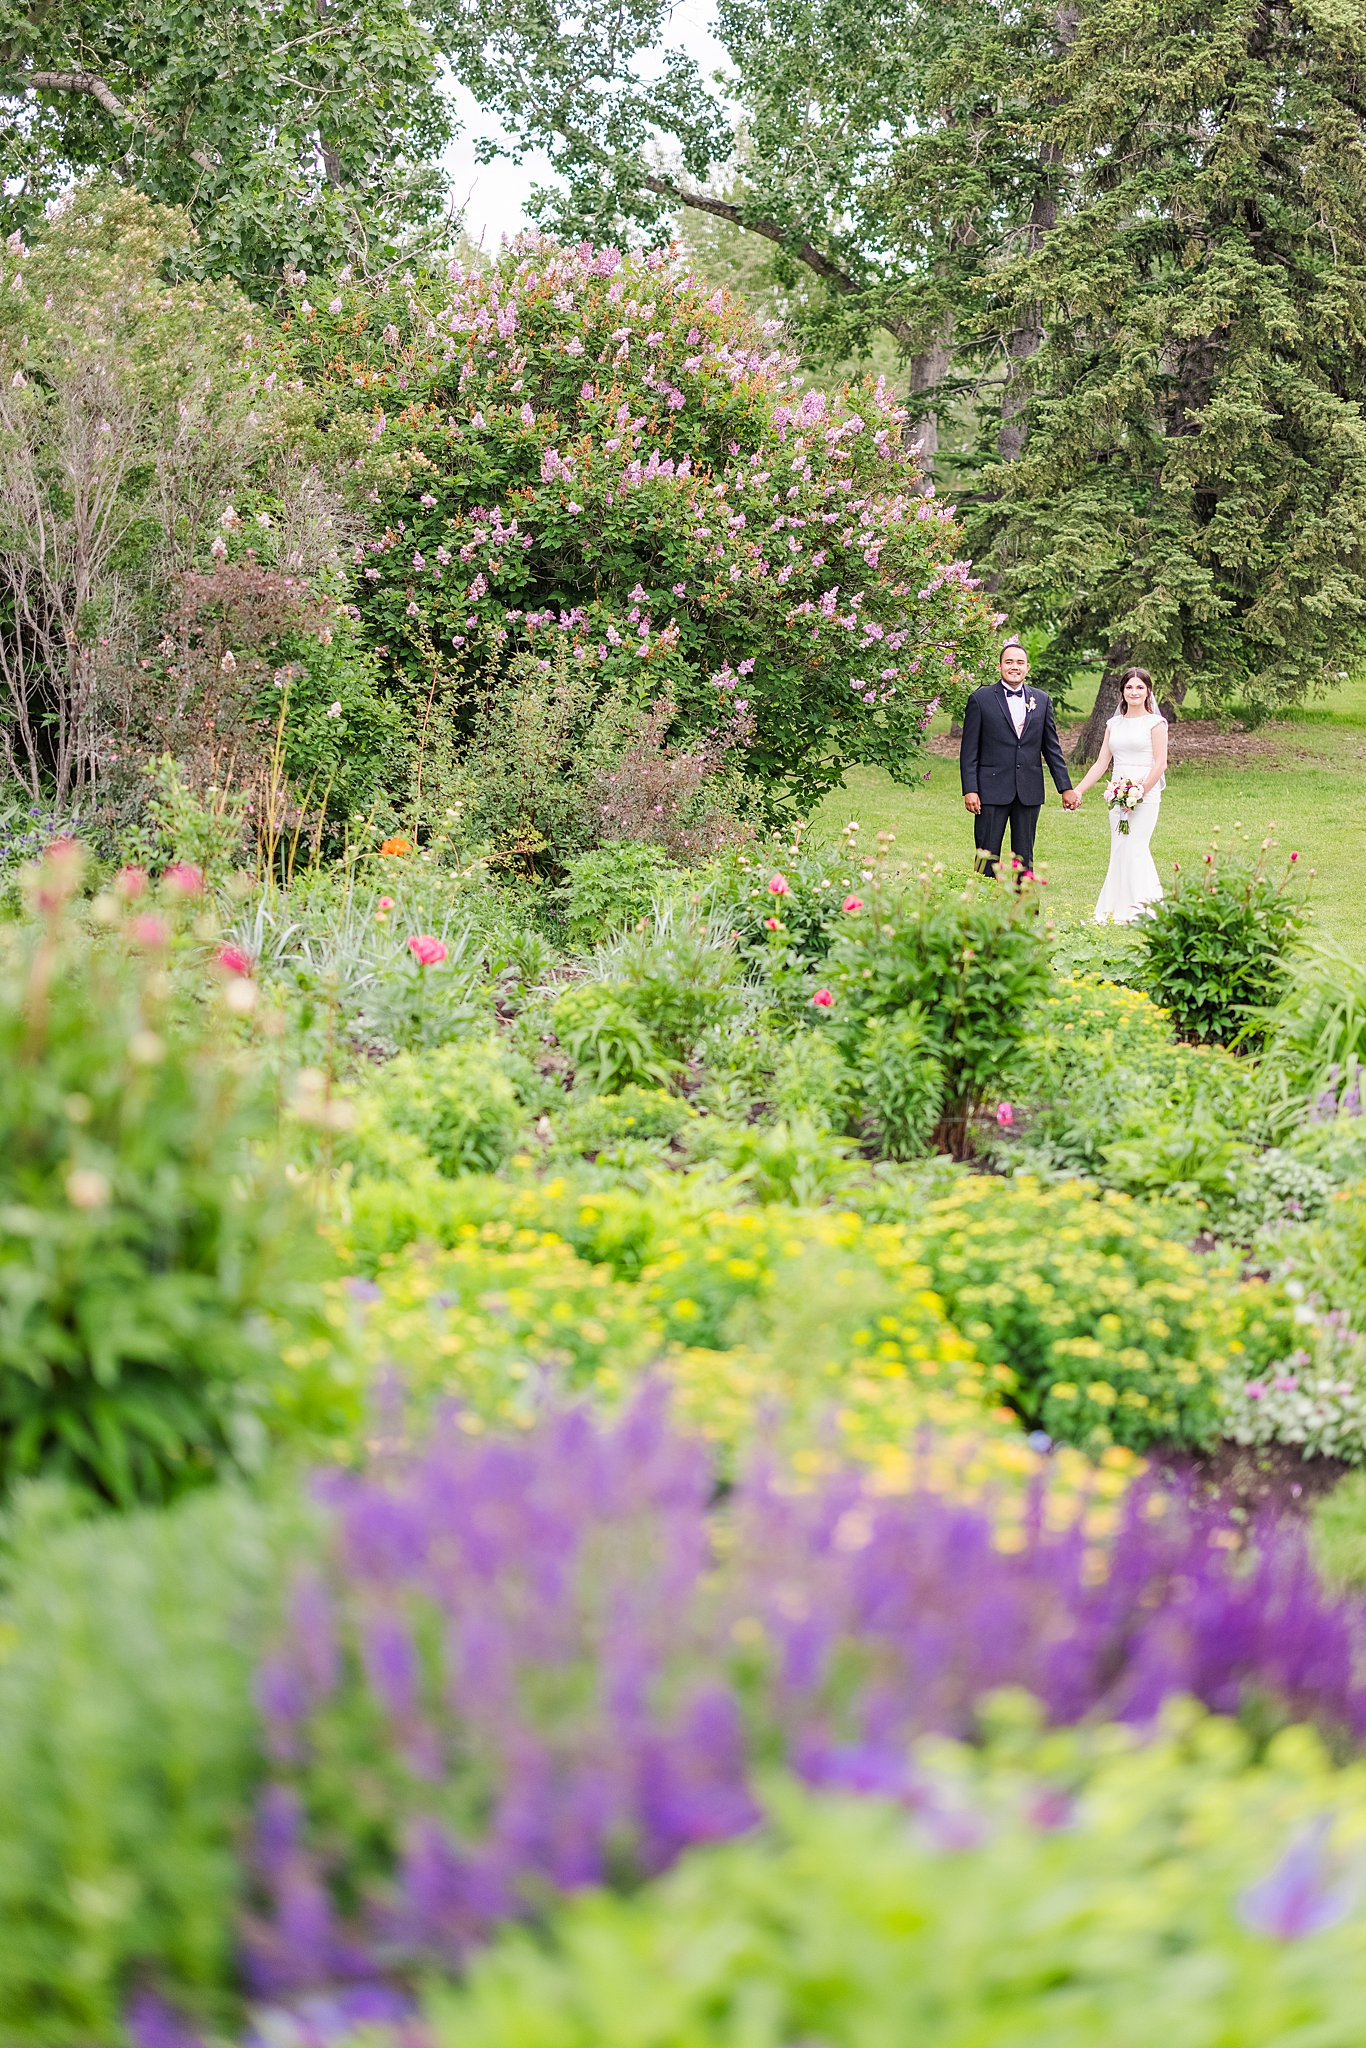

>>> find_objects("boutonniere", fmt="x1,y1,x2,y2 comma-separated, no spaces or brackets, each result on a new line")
1027,696,1037,713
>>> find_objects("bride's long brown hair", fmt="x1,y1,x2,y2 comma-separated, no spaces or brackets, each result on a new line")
1115,666,1157,715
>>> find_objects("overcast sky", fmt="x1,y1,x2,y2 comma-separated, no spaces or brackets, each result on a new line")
442,0,728,248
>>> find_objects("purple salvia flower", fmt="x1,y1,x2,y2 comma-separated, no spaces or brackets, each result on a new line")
1239,1817,1358,1939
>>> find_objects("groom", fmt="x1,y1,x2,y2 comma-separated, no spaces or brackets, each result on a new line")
960,639,1078,878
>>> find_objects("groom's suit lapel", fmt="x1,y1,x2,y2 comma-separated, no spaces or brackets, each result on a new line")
996,681,1038,741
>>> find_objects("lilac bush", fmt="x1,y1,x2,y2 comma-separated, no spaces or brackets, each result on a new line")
244,1387,1366,1999
284,241,999,809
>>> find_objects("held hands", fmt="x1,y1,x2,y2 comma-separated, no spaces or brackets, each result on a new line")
1061,789,1082,811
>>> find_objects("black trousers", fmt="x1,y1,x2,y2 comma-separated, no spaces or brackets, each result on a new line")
974,800,1040,880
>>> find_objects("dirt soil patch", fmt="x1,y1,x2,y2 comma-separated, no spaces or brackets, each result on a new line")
1151,1440,1349,1521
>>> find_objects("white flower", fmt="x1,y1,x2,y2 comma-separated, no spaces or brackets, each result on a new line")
327,700,342,718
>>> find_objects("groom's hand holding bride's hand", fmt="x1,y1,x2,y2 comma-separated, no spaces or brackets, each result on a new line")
1061,789,1082,810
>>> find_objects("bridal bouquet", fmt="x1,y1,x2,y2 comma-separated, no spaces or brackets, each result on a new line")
1104,776,1147,835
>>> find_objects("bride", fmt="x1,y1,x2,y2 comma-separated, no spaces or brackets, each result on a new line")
1073,668,1170,923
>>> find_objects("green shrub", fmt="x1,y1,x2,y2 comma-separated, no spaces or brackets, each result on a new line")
854,1009,945,1160
1013,979,1265,1199
348,1039,525,1180
292,246,997,811
766,1032,854,1134
595,903,742,1061
897,1173,1295,1452
829,872,1051,1153
1262,944,1366,1104
562,843,679,947
1141,841,1307,1046
0,1485,274,2043
0,847,320,1505
551,983,670,1092
423,1724,1366,2048
455,645,651,877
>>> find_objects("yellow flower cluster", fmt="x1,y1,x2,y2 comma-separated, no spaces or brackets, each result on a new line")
313,1187,1145,1523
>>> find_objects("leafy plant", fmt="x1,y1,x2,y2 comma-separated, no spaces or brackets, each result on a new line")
0,1485,275,2044
1262,944,1366,1103
419,1751,1366,2048
0,844,320,1505
551,983,669,1091
592,900,742,1061
854,1008,944,1161
561,842,679,947
829,871,1052,1154
348,1040,525,1180
1141,841,1307,1047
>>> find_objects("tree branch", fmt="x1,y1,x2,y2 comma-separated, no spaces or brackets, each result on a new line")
641,169,917,353
21,69,218,173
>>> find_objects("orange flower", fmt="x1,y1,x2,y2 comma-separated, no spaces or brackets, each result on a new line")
380,836,412,856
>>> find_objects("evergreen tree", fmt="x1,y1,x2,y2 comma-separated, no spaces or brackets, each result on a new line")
967,0,1366,740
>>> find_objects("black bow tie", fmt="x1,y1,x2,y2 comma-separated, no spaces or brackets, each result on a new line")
1005,687,1025,698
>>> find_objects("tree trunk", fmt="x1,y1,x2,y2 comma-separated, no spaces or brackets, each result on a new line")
906,320,954,479
1071,641,1130,763
995,5,1080,464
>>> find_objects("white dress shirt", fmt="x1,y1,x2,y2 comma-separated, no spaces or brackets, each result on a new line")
1004,685,1027,737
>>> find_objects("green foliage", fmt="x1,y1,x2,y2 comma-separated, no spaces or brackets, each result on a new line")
348,1040,525,1181
973,0,1366,717
421,1724,1366,2048
562,842,680,946
1013,980,1262,1190
551,983,670,1092
0,848,320,1505
290,244,997,811
454,646,652,878
1262,945,1366,1103
0,1484,273,2043
1141,844,1308,1047
900,1173,1293,1454
139,756,250,881
1312,1472,1366,1592
0,10,452,291
829,872,1051,1150
593,903,743,1061
854,1008,944,1160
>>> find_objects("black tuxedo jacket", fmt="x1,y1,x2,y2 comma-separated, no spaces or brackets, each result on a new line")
959,682,1073,807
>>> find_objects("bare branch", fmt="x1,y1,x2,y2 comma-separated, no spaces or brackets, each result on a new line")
21,68,218,173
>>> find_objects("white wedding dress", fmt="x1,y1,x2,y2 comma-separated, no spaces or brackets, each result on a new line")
1094,711,1166,924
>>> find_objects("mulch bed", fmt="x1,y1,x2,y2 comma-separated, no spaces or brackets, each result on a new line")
1150,1440,1350,1522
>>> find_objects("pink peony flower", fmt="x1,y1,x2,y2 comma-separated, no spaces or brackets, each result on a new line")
812,988,834,1009
407,934,447,966
842,895,864,913
163,862,204,896
1290,851,1300,862
1245,1381,1267,1401
767,873,790,896
130,913,170,948
996,1102,1014,1128
378,895,394,911
216,945,252,976
115,864,148,900
763,916,781,930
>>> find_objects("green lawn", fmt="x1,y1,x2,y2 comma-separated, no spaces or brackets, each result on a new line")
811,676,1366,956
